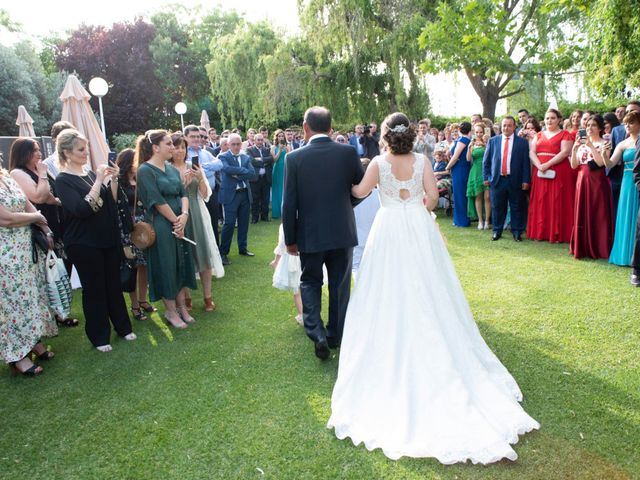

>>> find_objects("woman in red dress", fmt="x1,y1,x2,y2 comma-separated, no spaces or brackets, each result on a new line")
566,110,583,140
527,109,575,243
569,114,614,259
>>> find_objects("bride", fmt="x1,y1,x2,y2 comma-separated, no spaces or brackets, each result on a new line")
327,112,539,464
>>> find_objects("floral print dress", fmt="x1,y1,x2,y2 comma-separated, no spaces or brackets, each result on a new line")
0,175,56,363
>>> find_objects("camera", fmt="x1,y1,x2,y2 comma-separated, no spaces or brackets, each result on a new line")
363,125,371,135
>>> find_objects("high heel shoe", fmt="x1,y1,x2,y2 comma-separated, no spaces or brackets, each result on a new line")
204,297,216,312
177,305,195,324
164,312,187,329
184,298,193,311
31,343,54,361
131,307,147,321
139,301,157,313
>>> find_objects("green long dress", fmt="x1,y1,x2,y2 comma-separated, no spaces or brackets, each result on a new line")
271,146,286,219
466,145,489,220
137,162,197,302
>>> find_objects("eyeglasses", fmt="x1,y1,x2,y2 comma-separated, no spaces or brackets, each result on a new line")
229,142,242,146
336,138,346,143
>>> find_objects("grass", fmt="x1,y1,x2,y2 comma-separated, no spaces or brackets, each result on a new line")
1,213,638,479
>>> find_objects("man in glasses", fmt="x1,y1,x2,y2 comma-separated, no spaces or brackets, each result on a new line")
218,133,256,265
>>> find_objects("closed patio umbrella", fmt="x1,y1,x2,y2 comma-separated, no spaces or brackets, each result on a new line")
200,110,210,130
16,105,35,137
59,75,109,171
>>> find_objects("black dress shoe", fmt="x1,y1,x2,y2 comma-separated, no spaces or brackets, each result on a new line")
513,233,522,242
491,232,502,241
327,337,341,349
221,255,230,265
261,217,270,222
631,271,640,287
239,250,255,257
314,339,330,360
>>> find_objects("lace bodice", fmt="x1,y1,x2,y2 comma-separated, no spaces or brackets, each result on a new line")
376,153,425,206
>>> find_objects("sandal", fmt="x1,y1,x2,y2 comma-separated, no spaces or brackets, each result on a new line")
31,343,54,361
184,298,193,311
177,305,195,324
139,301,157,313
131,307,147,321
164,312,187,329
56,317,79,327
204,297,216,312
10,362,43,377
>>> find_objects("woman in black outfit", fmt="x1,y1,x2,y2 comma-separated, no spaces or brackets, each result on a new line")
54,130,136,352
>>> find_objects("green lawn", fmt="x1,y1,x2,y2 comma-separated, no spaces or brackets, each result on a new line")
1,215,638,479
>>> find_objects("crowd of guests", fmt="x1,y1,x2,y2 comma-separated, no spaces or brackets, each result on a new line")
2,104,639,376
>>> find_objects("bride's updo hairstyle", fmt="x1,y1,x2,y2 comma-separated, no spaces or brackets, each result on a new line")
382,112,416,155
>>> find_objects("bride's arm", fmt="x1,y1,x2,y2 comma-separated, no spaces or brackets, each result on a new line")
352,159,379,198
422,159,439,211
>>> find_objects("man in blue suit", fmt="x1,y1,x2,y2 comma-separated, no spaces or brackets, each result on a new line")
483,116,531,241
218,133,256,265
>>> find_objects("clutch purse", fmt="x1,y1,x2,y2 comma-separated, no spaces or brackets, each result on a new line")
130,184,156,249
536,169,556,179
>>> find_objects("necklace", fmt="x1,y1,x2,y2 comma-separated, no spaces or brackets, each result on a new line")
64,169,105,208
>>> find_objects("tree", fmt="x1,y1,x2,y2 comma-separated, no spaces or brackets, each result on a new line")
0,45,39,136
298,0,437,124
420,0,586,119
55,19,164,134
585,0,640,99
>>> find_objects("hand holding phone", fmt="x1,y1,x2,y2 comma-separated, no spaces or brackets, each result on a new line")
190,155,200,169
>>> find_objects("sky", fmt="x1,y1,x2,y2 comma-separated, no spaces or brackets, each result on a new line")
1,1,506,117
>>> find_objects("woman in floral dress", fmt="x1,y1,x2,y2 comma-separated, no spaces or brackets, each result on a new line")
0,167,57,376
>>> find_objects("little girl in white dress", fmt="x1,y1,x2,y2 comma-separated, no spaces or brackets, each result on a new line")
271,224,303,325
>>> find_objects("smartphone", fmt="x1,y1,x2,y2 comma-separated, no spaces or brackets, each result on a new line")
190,155,199,169
108,151,117,164
484,127,491,137
578,129,587,143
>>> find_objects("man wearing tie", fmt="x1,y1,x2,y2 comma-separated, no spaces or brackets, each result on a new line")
218,133,256,265
483,116,530,241
247,133,274,223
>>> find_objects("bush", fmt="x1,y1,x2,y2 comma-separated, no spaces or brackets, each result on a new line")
111,132,139,153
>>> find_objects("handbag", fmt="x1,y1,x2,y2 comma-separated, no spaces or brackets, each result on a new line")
536,169,556,180
120,259,137,292
31,224,49,263
130,182,156,249
45,250,72,318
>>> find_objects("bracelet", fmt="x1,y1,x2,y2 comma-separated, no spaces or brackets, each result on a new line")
46,232,54,238
40,176,48,180
84,194,103,212
181,211,189,216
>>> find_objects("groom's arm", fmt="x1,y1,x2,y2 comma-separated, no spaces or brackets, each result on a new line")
282,154,298,252
350,151,367,207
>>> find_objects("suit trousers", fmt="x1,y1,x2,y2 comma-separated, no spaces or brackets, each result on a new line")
220,189,250,255
250,175,271,221
632,205,640,274
205,186,220,246
66,244,132,347
299,247,353,345
491,176,525,235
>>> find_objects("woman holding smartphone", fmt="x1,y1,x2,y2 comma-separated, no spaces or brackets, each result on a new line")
170,133,224,313
270,129,289,219
569,114,614,259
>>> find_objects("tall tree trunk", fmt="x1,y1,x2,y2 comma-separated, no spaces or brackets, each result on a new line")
464,68,500,120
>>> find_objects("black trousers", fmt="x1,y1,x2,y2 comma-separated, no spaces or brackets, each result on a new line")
205,187,220,246
250,176,271,221
66,244,132,347
632,205,640,274
220,189,250,255
299,247,353,345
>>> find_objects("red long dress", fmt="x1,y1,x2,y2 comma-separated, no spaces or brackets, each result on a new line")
527,130,577,243
570,143,613,259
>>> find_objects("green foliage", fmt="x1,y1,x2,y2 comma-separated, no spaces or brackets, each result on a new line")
585,0,640,99
420,0,587,119
0,44,39,136
0,8,21,32
111,132,139,153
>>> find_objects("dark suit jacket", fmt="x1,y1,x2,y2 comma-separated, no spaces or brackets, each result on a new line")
247,145,274,184
483,134,531,188
217,151,255,205
634,136,640,193
282,136,364,253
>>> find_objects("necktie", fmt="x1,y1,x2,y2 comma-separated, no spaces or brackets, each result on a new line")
501,136,510,176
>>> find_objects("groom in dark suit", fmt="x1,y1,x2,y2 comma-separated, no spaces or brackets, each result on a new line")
283,106,365,360
483,116,530,241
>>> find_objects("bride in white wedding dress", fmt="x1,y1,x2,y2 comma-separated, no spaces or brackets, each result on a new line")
327,112,539,464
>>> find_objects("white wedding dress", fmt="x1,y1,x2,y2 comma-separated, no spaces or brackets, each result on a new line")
327,153,539,464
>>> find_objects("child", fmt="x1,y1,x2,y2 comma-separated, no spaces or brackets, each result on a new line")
433,148,452,193
271,224,303,325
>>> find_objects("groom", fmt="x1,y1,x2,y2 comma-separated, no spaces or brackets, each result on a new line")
282,106,365,360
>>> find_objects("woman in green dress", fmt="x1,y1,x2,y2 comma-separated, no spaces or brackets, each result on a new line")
270,129,290,219
169,133,224,312
466,122,491,229
136,130,197,329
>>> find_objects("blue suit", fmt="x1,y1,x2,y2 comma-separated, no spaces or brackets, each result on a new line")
218,150,255,255
483,134,530,236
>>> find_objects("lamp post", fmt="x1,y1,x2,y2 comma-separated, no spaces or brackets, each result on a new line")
175,102,187,131
89,77,109,140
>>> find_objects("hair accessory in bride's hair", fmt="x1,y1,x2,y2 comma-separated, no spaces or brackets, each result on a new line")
390,124,408,133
